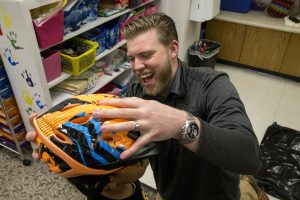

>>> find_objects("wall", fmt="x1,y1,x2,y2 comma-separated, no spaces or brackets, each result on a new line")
157,0,201,61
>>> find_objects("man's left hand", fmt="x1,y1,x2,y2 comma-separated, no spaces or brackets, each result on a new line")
92,97,186,159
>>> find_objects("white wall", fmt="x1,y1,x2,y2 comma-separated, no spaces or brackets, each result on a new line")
157,0,201,61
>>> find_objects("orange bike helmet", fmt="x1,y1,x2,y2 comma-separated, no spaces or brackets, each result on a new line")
33,94,157,178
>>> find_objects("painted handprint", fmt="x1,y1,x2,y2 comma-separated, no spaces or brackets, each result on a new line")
34,93,46,110
0,5,12,30
26,107,35,115
22,89,33,106
3,48,19,66
7,31,24,50
21,69,35,87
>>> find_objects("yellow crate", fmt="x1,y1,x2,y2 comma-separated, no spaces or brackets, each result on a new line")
61,38,99,76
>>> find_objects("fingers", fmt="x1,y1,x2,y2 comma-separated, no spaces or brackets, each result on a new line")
27,113,41,160
93,107,139,120
120,133,152,160
101,121,136,133
28,113,38,127
26,130,37,142
26,131,41,160
99,97,143,108
32,148,41,160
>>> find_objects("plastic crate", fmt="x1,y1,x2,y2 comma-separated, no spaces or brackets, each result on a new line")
220,0,253,13
60,38,98,76
42,49,61,83
33,11,64,49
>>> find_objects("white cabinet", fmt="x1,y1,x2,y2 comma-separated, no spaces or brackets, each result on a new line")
0,0,159,131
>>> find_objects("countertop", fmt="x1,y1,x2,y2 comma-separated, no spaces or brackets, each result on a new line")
214,10,300,34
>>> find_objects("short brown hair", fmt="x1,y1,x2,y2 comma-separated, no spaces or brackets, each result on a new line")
124,13,178,47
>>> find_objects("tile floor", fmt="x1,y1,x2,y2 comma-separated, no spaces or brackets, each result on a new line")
141,63,300,200
215,63,300,144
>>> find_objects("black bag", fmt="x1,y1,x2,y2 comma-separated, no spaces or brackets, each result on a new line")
255,122,300,200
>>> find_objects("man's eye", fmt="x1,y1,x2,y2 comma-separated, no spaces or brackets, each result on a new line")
141,54,152,59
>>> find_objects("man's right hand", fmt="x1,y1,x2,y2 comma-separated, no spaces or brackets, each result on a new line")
25,113,41,160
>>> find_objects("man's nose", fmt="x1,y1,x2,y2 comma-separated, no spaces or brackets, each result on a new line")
132,58,145,71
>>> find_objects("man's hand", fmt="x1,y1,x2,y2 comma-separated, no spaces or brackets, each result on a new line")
109,159,149,185
25,113,41,160
92,97,187,159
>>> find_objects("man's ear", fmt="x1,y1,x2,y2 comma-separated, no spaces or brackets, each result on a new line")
169,40,179,59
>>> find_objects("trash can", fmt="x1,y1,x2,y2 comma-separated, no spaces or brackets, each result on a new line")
188,39,220,69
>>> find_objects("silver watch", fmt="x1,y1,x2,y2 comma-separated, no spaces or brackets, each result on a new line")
180,112,200,144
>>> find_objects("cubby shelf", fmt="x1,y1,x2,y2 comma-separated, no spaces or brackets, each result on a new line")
50,67,126,106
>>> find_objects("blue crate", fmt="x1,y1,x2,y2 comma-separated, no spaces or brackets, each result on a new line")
64,0,99,35
0,86,13,99
221,0,253,13
102,18,120,49
80,27,106,55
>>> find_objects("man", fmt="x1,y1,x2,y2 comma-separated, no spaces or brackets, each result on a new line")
92,13,262,200
27,13,262,199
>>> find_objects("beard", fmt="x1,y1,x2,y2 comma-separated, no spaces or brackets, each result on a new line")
137,59,172,96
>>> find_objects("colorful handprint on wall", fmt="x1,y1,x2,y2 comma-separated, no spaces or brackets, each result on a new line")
0,4,12,30
21,89,47,111
21,69,36,87
26,107,35,115
34,93,46,109
22,89,33,106
3,48,19,66
6,31,23,50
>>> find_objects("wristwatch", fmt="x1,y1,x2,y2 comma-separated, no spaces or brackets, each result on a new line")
180,112,200,144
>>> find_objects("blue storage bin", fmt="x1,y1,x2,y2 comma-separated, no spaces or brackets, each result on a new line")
64,0,99,35
80,27,106,55
220,0,253,13
0,77,9,87
102,18,120,49
0,86,13,99
0,67,7,77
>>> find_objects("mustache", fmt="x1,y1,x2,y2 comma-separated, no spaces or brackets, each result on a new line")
135,70,154,77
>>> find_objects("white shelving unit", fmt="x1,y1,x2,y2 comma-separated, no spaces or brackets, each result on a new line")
0,0,158,132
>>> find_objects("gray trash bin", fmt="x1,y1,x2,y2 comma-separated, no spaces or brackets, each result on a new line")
188,39,220,69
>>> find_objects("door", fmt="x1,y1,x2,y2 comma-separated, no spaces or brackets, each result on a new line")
240,26,290,72
280,33,300,78
205,20,246,62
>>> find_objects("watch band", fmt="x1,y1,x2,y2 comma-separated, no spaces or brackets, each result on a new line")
186,112,195,122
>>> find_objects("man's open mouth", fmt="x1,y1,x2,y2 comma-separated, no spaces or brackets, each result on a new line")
141,72,154,85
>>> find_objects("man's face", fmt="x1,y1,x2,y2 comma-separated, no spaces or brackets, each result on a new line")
127,30,174,96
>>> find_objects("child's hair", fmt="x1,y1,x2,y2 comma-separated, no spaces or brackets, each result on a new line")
124,13,178,47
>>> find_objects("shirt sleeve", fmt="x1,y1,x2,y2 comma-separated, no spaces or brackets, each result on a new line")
196,72,262,175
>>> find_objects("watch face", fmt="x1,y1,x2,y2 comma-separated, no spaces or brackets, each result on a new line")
187,122,199,139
